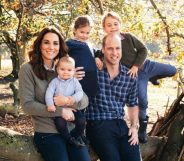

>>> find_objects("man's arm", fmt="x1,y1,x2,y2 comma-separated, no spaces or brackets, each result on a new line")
127,106,139,146
126,78,139,145
128,106,139,127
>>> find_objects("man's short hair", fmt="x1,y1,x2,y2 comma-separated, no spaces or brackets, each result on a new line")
102,33,121,48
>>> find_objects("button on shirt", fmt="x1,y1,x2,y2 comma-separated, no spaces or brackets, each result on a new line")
86,64,138,120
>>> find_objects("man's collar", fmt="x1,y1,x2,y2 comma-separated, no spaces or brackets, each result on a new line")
102,63,127,74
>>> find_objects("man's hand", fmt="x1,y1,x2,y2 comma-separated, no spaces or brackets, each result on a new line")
128,126,139,145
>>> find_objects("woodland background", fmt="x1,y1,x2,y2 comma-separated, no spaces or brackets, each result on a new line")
0,0,184,161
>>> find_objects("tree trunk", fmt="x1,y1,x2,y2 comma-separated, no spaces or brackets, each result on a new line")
159,104,184,161
149,93,184,161
0,105,19,118
9,81,19,106
0,127,43,161
0,126,165,161
0,94,183,161
10,55,19,79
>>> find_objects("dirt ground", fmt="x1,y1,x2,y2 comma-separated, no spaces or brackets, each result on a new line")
0,59,178,135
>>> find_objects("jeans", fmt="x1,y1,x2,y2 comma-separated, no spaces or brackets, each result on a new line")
86,119,141,161
34,132,90,161
138,59,176,119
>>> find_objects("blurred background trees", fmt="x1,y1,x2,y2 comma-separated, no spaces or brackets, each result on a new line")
0,0,184,80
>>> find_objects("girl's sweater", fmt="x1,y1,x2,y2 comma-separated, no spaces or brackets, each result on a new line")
66,39,98,97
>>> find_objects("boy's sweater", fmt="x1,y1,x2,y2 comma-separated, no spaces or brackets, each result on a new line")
120,33,148,68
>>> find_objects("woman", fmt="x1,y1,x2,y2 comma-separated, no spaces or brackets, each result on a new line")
19,26,90,161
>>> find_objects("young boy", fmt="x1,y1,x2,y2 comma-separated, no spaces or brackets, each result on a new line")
100,11,177,143
45,56,87,146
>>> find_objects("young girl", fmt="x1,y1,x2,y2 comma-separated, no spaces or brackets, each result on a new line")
101,12,177,143
66,15,100,97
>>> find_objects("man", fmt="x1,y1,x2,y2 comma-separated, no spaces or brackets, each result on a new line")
86,33,141,161
100,11,177,143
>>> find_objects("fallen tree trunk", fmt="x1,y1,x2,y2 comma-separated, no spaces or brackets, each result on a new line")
0,127,43,161
0,105,19,118
0,92,183,161
0,126,165,161
159,104,184,161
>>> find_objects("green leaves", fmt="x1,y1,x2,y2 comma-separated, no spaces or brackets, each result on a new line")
0,0,184,64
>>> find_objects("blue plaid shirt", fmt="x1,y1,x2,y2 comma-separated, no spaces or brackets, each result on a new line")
86,64,138,120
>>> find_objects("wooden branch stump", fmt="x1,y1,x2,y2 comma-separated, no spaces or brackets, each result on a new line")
159,104,184,161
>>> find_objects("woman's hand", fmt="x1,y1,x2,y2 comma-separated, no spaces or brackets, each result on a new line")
127,65,138,78
54,95,68,106
66,96,76,107
75,67,85,80
61,108,76,121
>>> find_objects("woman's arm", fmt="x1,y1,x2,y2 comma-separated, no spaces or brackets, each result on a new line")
19,63,63,117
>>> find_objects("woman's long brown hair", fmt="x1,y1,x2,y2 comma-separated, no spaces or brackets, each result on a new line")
29,26,68,80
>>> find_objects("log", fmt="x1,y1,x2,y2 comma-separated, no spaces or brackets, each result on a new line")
0,105,19,118
0,104,19,118
0,127,43,161
159,104,184,161
141,136,167,161
0,126,166,161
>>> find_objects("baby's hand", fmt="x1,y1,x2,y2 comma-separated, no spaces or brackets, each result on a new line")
95,57,103,70
54,95,67,106
47,105,56,112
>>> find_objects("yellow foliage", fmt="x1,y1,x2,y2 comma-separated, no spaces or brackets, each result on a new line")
172,72,178,81
177,51,184,67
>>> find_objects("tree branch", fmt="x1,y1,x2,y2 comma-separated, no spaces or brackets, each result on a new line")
90,0,103,14
149,0,172,55
171,32,184,39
